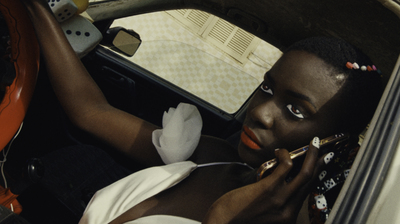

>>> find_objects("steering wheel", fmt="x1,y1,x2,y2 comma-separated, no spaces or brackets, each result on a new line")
0,0,40,151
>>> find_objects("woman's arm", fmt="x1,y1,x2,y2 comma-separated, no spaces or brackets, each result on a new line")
22,0,164,166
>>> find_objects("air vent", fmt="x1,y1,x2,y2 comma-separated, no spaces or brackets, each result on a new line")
208,19,235,44
166,10,260,64
203,17,259,63
187,10,210,28
228,29,254,55
176,9,187,16
166,10,213,33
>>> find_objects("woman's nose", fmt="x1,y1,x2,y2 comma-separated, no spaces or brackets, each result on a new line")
250,100,278,129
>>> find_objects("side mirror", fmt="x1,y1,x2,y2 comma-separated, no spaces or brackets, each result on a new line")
102,27,141,57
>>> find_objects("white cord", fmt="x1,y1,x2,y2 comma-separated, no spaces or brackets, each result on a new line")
1,122,24,189
197,161,254,170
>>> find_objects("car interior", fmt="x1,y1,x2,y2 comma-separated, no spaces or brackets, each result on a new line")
0,0,400,223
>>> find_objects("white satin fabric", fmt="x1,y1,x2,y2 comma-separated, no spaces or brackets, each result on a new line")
79,161,200,224
80,103,204,223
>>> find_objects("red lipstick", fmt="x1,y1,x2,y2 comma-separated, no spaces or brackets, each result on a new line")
241,126,262,150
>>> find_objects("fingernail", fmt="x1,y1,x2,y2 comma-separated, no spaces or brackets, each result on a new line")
275,148,280,152
319,170,327,181
324,152,335,164
312,136,320,149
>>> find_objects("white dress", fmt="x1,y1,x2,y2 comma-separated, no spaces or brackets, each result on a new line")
79,104,204,223
79,103,251,223
79,161,201,224
79,161,252,224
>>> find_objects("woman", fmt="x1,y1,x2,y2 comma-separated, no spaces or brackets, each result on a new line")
22,0,382,223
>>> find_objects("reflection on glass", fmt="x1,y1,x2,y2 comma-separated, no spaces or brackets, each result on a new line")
112,30,141,56
118,40,260,113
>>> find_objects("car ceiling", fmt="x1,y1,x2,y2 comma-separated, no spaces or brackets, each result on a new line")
87,0,400,85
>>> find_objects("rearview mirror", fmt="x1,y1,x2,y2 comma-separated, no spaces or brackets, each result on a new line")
102,27,141,57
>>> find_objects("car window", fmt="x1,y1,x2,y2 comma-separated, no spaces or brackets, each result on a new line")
110,10,282,113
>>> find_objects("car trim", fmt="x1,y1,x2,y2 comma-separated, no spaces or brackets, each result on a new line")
329,55,400,224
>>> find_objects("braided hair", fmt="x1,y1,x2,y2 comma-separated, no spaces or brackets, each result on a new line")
285,37,383,134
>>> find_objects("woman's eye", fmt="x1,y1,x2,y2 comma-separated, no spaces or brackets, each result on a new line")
260,82,273,95
287,104,304,119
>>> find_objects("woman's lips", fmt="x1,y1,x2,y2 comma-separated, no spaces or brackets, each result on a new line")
241,126,262,150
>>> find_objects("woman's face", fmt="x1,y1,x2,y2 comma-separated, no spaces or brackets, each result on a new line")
239,50,347,167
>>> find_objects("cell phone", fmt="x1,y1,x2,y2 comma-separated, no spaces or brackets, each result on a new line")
256,133,351,181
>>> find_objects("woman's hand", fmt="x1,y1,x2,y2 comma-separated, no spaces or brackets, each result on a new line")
203,137,325,224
